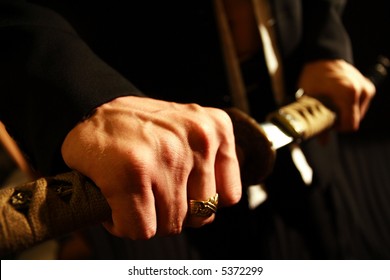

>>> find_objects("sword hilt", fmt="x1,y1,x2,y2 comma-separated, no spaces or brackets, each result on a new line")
225,108,276,186
267,92,336,141
0,172,110,257
267,55,390,141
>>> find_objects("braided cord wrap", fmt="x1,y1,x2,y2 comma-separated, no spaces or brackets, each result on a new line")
267,95,336,140
0,171,110,257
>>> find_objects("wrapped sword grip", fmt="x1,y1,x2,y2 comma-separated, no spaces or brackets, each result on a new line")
0,171,110,257
267,55,390,141
267,94,336,141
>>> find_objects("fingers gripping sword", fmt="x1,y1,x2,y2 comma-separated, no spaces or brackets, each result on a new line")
0,56,388,257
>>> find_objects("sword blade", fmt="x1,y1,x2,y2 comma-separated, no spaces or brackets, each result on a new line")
259,122,293,150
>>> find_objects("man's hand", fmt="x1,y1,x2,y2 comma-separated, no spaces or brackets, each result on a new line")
61,96,242,239
298,59,376,132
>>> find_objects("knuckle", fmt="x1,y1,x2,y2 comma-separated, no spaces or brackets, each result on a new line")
365,81,376,97
187,109,234,155
169,223,183,235
342,81,359,96
186,102,202,111
160,137,191,171
339,83,360,103
110,212,157,240
130,224,157,240
213,110,235,141
189,121,215,156
157,209,186,236
209,107,234,129
217,109,234,128
226,188,242,205
218,183,242,207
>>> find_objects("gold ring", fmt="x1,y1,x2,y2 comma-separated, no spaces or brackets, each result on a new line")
189,193,219,217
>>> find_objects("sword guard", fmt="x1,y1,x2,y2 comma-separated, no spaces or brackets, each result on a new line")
225,108,276,186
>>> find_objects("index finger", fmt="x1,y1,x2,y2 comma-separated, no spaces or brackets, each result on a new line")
213,110,242,206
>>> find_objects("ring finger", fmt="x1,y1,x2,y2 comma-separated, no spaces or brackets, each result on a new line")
185,156,218,227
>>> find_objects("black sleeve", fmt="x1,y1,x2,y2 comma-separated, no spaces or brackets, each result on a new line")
0,0,143,175
301,0,353,63
272,0,354,97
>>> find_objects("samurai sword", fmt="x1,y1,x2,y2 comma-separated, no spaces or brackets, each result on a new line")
0,56,388,257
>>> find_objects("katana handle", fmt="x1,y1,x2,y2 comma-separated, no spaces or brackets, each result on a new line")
267,55,390,141
267,93,336,140
0,171,111,257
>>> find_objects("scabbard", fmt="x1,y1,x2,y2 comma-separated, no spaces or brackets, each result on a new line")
0,171,110,257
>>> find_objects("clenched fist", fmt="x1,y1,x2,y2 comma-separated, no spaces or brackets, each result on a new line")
61,96,242,239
